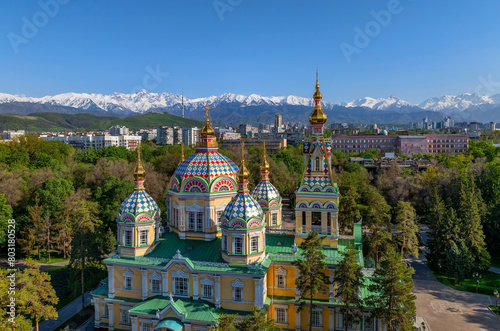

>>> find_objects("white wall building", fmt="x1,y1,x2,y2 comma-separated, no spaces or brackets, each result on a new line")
41,134,141,150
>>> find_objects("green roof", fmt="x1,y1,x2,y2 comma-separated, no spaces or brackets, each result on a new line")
91,278,108,296
129,296,221,322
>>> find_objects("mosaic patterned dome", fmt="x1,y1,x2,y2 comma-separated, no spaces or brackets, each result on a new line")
118,184,161,223
252,181,281,207
117,149,161,223
171,148,239,192
221,192,264,229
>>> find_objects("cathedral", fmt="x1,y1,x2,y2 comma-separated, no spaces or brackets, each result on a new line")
91,75,380,331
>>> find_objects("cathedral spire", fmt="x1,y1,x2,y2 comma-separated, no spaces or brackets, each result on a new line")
180,142,185,165
309,69,327,126
238,140,249,191
200,101,215,138
134,144,145,188
260,141,270,180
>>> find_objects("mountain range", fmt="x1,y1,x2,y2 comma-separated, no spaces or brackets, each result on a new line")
1,91,499,126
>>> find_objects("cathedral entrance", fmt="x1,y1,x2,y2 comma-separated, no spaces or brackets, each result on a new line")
154,318,183,331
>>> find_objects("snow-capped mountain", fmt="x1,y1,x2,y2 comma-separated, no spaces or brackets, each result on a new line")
418,93,496,112
340,95,413,111
0,90,335,115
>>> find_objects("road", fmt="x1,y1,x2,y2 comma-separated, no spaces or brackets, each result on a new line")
37,292,91,331
410,224,499,330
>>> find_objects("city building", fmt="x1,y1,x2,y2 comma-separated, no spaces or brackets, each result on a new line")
2,129,25,140
137,129,157,141
221,138,287,154
274,114,282,128
157,126,174,145
330,134,469,155
90,75,381,331
41,134,141,150
109,125,130,136
182,127,200,146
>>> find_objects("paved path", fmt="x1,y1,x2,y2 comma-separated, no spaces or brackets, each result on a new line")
489,266,500,274
410,224,499,330
37,292,91,331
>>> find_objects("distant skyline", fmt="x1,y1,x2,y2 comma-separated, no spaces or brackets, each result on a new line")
1,0,500,104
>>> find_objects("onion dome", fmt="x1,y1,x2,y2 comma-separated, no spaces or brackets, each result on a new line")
252,142,281,204
309,69,328,125
221,141,264,229
117,146,160,223
200,101,215,138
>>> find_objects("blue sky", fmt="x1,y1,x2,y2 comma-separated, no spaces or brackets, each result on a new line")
1,0,500,104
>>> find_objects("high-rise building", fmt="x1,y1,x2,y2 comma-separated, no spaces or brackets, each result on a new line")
108,125,129,136
182,127,200,146
274,114,282,128
156,126,174,145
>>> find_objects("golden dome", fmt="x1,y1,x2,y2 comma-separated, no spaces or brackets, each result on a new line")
200,101,215,137
260,141,270,173
309,70,327,125
134,144,145,181
238,141,249,182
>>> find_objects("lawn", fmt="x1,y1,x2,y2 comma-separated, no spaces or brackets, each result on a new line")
432,269,500,296
26,249,70,264
489,305,500,316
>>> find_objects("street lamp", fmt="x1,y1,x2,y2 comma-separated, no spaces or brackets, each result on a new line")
494,290,499,315
473,272,482,294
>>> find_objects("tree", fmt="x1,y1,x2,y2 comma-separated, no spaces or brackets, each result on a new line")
17,260,59,331
18,201,44,260
209,314,237,331
0,193,13,250
394,201,419,258
335,249,364,331
364,229,392,268
444,241,472,284
209,306,280,331
292,232,330,331
70,198,102,308
237,306,281,331
368,249,416,331
339,188,360,234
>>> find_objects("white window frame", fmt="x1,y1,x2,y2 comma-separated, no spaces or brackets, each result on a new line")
188,212,196,231
311,309,322,327
196,211,203,231
139,230,148,246
102,304,109,318
232,278,244,302
250,236,259,253
223,234,228,252
124,277,132,290
277,274,285,288
151,279,161,293
275,307,287,324
120,310,131,325
202,284,213,299
234,237,243,254
125,230,132,246
174,277,189,296
216,211,223,230
271,213,278,226
315,156,320,171
141,322,152,331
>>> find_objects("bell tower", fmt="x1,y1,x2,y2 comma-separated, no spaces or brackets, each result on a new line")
294,71,339,246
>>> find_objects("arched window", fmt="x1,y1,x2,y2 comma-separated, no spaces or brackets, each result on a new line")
189,186,202,192
315,156,320,171
218,185,230,191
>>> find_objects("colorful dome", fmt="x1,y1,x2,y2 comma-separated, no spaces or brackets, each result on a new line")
221,192,264,229
118,148,161,223
221,141,264,229
118,186,161,222
252,181,281,205
172,148,239,191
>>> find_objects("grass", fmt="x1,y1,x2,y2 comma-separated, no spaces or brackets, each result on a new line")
26,249,70,264
489,305,500,316
432,269,500,296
